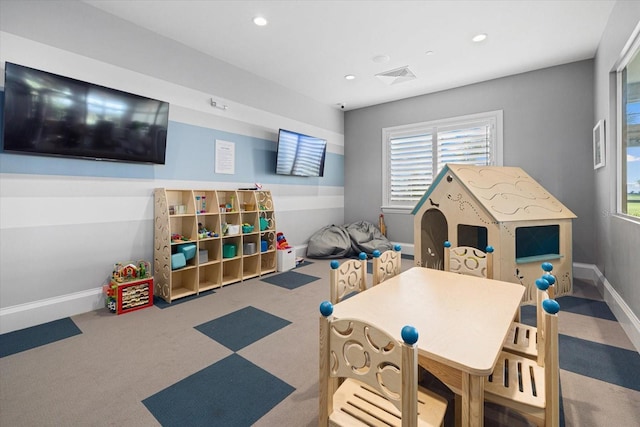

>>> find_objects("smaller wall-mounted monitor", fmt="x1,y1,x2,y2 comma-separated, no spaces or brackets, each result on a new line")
2,62,169,164
275,128,327,177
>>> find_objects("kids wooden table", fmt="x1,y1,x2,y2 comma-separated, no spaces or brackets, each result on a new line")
331,266,525,427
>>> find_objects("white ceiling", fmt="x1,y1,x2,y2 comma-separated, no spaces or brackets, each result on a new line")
83,0,616,111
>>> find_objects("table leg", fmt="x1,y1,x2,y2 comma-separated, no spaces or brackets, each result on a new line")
462,373,484,427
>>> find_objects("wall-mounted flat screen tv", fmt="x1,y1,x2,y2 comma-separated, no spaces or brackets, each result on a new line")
275,128,327,177
2,62,169,164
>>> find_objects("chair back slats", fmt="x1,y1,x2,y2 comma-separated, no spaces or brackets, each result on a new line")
485,284,561,427
372,245,402,286
318,301,442,427
443,241,494,278
328,318,405,412
330,253,367,304
503,263,557,359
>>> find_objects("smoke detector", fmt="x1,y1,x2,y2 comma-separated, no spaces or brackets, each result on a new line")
375,66,416,85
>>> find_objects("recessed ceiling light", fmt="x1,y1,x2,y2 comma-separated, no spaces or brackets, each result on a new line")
344,74,356,80
253,16,268,26
372,54,390,63
472,33,487,42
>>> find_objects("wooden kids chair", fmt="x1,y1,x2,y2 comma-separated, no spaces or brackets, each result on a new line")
443,240,494,278
372,244,402,286
484,278,561,427
329,252,368,305
318,301,448,427
503,262,557,359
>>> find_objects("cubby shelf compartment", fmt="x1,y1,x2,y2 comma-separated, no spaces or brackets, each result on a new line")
154,188,277,303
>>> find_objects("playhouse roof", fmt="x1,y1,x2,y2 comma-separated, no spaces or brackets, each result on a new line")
411,164,576,222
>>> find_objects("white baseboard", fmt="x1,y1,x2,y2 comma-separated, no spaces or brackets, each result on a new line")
393,242,415,256
574,262,640,353
3,257,638,354
0,288,105,334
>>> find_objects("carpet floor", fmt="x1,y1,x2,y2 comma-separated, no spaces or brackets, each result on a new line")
1,257,639,426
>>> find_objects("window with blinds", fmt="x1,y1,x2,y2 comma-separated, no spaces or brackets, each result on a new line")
382,111,503,211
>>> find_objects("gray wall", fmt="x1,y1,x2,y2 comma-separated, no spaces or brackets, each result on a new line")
594,1,640,321
345,60,595,264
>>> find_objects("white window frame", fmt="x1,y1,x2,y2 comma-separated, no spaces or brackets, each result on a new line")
381,110,503,214
615,21,640,223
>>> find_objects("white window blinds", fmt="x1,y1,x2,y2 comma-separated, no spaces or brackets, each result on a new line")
389,132,433,203
383,111,502,210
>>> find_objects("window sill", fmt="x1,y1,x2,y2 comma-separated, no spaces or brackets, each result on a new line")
381,206,413,215
613,213,640,226
515,254,562,265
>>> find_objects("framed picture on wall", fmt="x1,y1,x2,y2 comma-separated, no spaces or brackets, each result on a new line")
593,119,605,170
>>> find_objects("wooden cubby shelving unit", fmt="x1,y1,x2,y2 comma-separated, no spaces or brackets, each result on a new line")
154,188,277,303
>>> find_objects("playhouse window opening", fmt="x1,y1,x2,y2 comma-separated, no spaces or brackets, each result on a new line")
515,225,560,263
457,224,488,250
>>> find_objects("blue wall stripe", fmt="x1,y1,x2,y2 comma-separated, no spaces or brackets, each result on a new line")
0,93,344,186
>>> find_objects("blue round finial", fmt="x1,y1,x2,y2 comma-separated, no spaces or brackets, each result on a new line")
542,298,560,314
541,262,553,272
542,273,556,286
330,260,340,269
358,252,367,260
373,250,381,258
486,245,494,253
394,244,401,252
444,241,451,248
401,325,419,345
535,277,550,290
319,301,334,317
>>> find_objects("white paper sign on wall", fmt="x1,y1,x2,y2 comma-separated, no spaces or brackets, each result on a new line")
215,139,235,174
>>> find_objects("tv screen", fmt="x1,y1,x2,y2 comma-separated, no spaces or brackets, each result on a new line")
2,62,169,164
275,128,327,177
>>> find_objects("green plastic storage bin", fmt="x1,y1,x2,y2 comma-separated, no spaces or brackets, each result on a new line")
223,244,237,258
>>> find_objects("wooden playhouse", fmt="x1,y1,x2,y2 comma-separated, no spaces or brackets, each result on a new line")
412,164,576,302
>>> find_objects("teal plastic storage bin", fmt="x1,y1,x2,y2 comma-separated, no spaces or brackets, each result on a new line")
223,244,237,258
177,243,197,260
171,253,186,270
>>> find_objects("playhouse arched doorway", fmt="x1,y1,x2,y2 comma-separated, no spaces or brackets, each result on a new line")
419,208,447,269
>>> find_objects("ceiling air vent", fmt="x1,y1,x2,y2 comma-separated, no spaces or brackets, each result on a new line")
375,66,416,85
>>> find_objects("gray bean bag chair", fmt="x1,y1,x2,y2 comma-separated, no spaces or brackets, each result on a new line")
345,221,393,255
306,224,354,259
306,221,392,259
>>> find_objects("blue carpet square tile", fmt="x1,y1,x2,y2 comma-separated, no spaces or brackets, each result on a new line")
520,295,617,326
194,306,291,351
154,289,215,309
143,353,295,427
295,259,313,268
520,305,536,326
555,295,617,321
0,317,82,358
260,270,320,290
559,334,640,392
